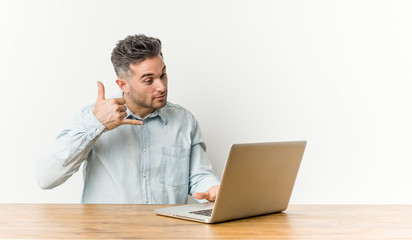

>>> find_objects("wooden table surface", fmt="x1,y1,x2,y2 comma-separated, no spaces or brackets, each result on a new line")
0,204,411,239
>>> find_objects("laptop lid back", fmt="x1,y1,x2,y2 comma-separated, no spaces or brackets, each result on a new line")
210,141,306,223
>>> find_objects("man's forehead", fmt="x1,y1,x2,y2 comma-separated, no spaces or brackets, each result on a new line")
129,56,165,77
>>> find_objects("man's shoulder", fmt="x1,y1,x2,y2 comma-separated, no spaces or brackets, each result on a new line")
165,101,187,111
165,102,189,112
78,102,96,114
163,102,196,120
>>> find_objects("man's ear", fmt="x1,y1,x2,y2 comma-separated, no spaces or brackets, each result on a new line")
116,78,129,94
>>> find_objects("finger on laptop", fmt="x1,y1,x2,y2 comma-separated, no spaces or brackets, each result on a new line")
194,185,219,202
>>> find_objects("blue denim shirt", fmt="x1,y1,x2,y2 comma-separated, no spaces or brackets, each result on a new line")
37,95,220,204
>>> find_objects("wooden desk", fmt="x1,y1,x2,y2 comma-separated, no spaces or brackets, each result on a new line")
0,204,411,239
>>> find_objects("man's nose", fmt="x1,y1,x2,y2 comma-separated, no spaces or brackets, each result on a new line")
155,79,167,92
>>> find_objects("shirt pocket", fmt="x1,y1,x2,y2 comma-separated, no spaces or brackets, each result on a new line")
160,147,190,187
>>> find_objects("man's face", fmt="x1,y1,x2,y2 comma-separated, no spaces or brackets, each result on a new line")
123,55,168,117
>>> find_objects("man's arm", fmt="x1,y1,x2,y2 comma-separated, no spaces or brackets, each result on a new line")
37,82,142,189
36,106,105,189
188,116,221,202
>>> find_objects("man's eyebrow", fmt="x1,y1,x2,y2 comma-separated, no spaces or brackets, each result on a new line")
139,65,166,80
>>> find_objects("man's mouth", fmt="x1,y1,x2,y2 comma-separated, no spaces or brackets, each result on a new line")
154,94,166,100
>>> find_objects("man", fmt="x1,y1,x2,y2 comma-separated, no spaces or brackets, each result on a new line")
37,34,220,204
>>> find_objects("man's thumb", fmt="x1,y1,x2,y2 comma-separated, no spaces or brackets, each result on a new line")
96,81,106,100
194,192,208,200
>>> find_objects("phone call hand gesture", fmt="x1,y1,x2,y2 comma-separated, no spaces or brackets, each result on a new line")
92,81,142,130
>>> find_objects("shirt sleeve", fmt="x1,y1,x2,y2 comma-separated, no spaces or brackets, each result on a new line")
36,105,106,189
188,117,220,201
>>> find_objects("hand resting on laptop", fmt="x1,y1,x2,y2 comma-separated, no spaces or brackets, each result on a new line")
193,185,219,202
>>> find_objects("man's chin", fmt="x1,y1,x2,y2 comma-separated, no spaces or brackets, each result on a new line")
153,100,167,109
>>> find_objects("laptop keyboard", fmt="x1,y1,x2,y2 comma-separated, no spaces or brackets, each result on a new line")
189,209,213,217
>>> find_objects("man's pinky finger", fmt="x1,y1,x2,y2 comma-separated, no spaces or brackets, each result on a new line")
121,119,143,126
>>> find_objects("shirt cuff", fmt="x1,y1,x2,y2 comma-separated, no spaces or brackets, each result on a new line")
81,111,106,139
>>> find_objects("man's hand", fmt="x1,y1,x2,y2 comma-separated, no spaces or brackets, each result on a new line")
93,81,142,130
193,185,220,202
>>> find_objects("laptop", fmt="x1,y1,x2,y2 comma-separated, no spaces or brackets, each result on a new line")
155,141,306,223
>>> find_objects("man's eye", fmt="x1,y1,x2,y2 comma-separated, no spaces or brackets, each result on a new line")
145,79,153,84
160,73,167,79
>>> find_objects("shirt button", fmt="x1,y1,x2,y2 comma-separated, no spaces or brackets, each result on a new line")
143,173,147,178
145,199,149,203
144,147,147,152
142,125,145,128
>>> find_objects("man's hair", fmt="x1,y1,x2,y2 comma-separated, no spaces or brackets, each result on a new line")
111,34,162,78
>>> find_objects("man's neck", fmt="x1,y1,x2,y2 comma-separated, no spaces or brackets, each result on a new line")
123,93,155,119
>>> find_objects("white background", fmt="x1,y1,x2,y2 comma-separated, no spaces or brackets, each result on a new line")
1,0,411,204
